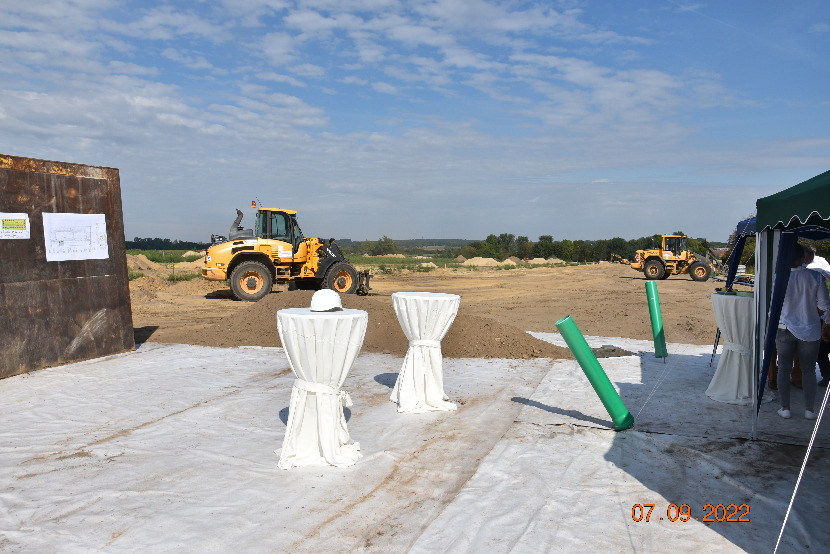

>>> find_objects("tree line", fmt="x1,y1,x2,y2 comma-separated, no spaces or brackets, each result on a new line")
346,232,723,263
127,237,209,251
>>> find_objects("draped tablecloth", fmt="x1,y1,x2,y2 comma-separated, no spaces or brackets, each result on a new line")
276,308,367,469
706,292,762,404
390,292,460,413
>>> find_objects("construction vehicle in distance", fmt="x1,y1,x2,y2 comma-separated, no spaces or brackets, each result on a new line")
609,253,629,264
202,202,370,301
629,235,713,281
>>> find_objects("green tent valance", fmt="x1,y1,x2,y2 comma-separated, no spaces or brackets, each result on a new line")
756,169,830,231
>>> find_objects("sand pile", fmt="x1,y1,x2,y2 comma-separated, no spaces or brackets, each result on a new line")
148,289,573,360
127,254,166,273
462,257,499,267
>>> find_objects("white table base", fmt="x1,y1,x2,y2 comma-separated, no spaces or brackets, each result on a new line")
390,292,460,413
276,308,367,469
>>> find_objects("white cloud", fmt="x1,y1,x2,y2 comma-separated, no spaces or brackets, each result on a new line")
256,71,307,87
372,81,399,94
261,31,299,64
116,6,230,42
290,63,326,77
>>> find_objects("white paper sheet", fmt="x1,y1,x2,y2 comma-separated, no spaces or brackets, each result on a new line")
42,212,108,261
0,212,30,239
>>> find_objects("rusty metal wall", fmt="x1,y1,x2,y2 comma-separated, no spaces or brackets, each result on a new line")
0,154,134,379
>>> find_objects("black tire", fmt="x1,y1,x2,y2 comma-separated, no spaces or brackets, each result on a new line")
229,261,273,301
690,261,712,282
660,271,671,279
643,259,665,280
324,262,358,294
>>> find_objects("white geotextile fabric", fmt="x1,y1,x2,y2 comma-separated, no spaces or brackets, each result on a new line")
707,292,759,405
1,341,829,551
277,308,367,468
390,292,460,413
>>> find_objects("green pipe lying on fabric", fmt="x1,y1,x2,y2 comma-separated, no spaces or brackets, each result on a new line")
554,315,634,431
645,280,668,359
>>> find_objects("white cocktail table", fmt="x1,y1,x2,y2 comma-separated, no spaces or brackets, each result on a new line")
390,292,460,413
707,292,759,404
276,307,367,468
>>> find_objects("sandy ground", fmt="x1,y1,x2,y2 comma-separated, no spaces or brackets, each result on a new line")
129,259,740,357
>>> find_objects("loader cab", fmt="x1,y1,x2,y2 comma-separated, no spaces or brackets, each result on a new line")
663,235,686,258
255,208,306,253
256,209,292,242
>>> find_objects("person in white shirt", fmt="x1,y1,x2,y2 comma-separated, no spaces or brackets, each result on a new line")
776,243,830,420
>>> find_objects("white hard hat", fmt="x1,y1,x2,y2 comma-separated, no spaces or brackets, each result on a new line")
310,289,343,312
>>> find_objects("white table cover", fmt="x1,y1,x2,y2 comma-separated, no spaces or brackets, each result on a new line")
277,308,367,469
390,292,460,413
707,292,765,404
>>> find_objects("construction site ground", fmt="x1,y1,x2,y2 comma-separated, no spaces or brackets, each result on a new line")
128,259,734,357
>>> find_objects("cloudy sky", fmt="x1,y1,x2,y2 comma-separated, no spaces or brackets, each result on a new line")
1,0,828,243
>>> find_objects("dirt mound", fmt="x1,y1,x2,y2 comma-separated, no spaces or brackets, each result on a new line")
150,290,572,360
463,257,499,267
173,260,204,270
127,254,165,273
527,258,549,265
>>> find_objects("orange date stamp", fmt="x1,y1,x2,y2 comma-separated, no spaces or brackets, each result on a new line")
632,503,749,522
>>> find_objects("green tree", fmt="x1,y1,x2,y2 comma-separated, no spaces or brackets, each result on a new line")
534,235,555,259
498,233,516,257
553,239,574,261
607,237,632,260
459,245,477,259
572,240,592,262
516,236,534,259
476,240,501,259
370,236,397,255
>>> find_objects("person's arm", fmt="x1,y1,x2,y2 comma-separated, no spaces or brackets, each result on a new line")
817,277,830,324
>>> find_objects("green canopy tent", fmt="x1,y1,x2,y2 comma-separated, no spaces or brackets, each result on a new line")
752,169,830,439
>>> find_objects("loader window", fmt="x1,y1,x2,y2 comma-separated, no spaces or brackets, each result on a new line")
664,236,685,256
256,211,291,241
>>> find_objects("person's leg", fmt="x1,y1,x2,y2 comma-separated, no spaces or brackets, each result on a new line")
797,339,821,413
776,330,797,411
792,350,802,388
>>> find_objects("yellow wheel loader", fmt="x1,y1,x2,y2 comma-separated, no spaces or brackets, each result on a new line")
201,203,370,301
629,235,712,282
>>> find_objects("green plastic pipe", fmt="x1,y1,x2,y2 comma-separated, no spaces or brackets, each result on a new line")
555,315,634,431
645,281,668,359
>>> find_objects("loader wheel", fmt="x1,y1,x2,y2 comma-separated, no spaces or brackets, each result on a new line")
690,262,712,282
230,261,273,301
324,262,358,294
643,259,665,280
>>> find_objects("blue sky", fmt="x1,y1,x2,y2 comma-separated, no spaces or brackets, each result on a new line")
1,0,828,244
